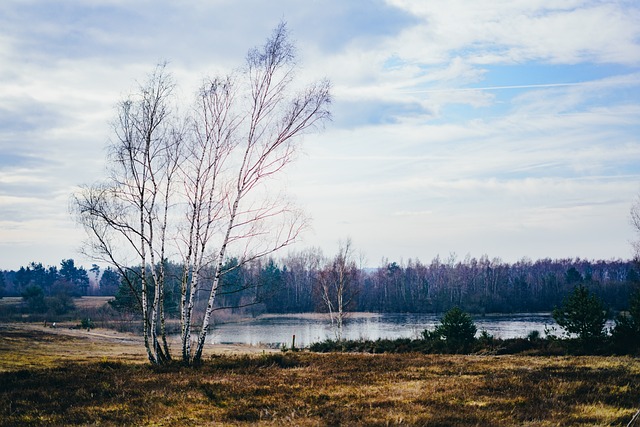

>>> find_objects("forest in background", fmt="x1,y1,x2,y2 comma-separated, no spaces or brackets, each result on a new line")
1,252,638,316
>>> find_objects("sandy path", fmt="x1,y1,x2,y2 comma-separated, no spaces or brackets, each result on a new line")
29,323,143,344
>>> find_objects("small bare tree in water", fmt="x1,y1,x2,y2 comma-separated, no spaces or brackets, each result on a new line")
317,239,358,341
73,22,331,365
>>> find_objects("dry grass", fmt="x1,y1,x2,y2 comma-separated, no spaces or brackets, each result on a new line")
0,323,146,371
72,296,115,310
1,323,639,426
0,296,113,310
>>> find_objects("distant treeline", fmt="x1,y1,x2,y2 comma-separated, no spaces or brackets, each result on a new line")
252,254,639,315
0,259,95,316
0,260,92,298
2,254,638,315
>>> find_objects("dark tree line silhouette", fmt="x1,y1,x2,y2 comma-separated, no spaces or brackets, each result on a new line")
2,253,637,316
271,254,637,315
1,259,90,315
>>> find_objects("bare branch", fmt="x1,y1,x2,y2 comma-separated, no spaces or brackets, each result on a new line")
72,23,330,366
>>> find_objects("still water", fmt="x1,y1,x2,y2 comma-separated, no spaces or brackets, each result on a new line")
207,313,567,347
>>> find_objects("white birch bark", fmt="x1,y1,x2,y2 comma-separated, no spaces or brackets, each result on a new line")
184,22,330,365
73,64,178,365
73,23,330,366
318,239,357,341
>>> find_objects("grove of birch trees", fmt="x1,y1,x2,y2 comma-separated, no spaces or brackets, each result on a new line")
71,23,331,365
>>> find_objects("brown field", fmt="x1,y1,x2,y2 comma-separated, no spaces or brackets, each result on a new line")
0,296,113,309
1,323,639,426
72,296,115,309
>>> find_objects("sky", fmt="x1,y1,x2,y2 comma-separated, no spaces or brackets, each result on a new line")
1,0,640,270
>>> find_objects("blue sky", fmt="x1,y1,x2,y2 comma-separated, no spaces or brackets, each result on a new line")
1,0,639,269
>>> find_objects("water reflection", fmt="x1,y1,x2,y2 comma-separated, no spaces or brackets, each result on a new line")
207,313,568,347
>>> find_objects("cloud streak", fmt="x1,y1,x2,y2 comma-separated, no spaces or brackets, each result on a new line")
402,81,592,93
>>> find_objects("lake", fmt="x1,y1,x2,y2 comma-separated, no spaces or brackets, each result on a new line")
207,313,576,347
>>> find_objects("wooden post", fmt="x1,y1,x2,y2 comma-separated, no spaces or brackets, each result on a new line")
291,334,296,351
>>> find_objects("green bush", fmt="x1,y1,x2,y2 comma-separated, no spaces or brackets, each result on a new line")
46,294,75,316
21,285,47,312
423,307,477,353
80,318,95,330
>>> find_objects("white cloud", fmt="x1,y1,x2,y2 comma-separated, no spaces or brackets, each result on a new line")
0,0,639,268
386,0,640,65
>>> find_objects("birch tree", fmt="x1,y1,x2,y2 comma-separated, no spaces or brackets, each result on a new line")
72,63,181,364
317,239,358,341
73,22,331,365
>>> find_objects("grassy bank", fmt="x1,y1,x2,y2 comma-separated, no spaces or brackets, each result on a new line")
1,324,639,426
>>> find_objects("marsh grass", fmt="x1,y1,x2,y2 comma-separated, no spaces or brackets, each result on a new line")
2,324,640,426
